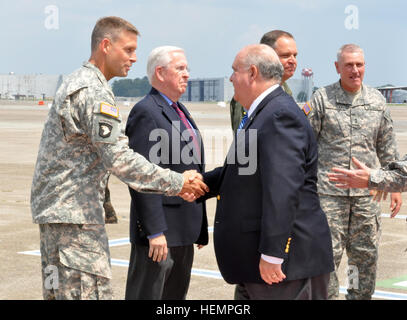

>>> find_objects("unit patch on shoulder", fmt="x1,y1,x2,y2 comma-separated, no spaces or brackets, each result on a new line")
302,102,312,116
100,102,119,118
99,122,113,138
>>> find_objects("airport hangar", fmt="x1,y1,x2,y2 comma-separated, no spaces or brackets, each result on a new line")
3,72,406,104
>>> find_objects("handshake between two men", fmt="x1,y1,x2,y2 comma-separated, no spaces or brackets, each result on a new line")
177,170,209,202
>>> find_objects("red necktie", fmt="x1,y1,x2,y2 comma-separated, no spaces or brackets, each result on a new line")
172,102,201,158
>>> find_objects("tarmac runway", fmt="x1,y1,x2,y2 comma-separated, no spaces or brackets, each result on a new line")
0,100,406,300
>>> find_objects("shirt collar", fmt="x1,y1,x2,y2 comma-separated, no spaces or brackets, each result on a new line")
335,81,367,106
158,91,175,106
83,61,114,99
247,83,280,117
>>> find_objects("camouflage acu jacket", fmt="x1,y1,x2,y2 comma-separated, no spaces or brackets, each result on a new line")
308,81,399,196
31,62,183,224
369,154,407,192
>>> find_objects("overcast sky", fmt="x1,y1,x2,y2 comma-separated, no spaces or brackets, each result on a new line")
0,0,406,88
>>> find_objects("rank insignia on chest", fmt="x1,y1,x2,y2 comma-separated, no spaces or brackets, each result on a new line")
302,102,312,116
99,122,113,138
100,102,119,118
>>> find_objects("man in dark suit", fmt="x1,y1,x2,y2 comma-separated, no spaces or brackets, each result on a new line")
125,46,208,300
204,44,334,299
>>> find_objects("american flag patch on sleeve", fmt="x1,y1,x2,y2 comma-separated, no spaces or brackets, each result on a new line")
100,102,119,118
302,102,312,116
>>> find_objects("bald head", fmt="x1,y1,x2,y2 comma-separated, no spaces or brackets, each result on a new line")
238,44,284,82
230,44,284,109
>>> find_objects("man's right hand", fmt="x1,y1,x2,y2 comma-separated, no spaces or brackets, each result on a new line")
178,170,209,202
149,234,168,262
328,157,371,189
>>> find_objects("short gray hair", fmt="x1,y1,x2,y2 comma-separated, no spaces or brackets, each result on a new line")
146,46,184,84
242,44,284,82
337,44,364,62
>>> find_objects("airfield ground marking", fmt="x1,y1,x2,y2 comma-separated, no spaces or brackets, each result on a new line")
18,217,407,300
17,250,407,299
376,275,407,291
381,214,407,220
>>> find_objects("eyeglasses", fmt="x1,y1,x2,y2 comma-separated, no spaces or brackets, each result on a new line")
163,65,190,74
174,65,190,74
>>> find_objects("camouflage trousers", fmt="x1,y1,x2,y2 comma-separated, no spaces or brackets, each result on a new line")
39,223,113,300
319,195,381,300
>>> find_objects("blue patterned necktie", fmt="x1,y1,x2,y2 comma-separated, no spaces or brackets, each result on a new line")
238,113,248,130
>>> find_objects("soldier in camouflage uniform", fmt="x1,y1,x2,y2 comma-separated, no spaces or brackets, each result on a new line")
31,16,208,300
306,44,402,300
329,155,407,194
230,30,297,134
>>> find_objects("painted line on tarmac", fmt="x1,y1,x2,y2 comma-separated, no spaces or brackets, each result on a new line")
112,259,407,299
376,275,407,291
111,259,223,279
394,281,407,288
111,258,131,267
339,287,407,300
19,250,40,256
190,268,224,279
58,216,401,250
372,289,407,300
16,251,222,279
106,228,214,248
109,238,130,247
381,213,407,220
18,249,407,300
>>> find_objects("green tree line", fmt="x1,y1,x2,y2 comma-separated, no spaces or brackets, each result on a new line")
112,76,151,97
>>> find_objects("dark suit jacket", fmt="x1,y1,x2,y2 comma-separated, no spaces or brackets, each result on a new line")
204,86,334,284
125,88,208,247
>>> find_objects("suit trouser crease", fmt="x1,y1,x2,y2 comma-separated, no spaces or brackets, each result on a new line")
125,243,194,300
